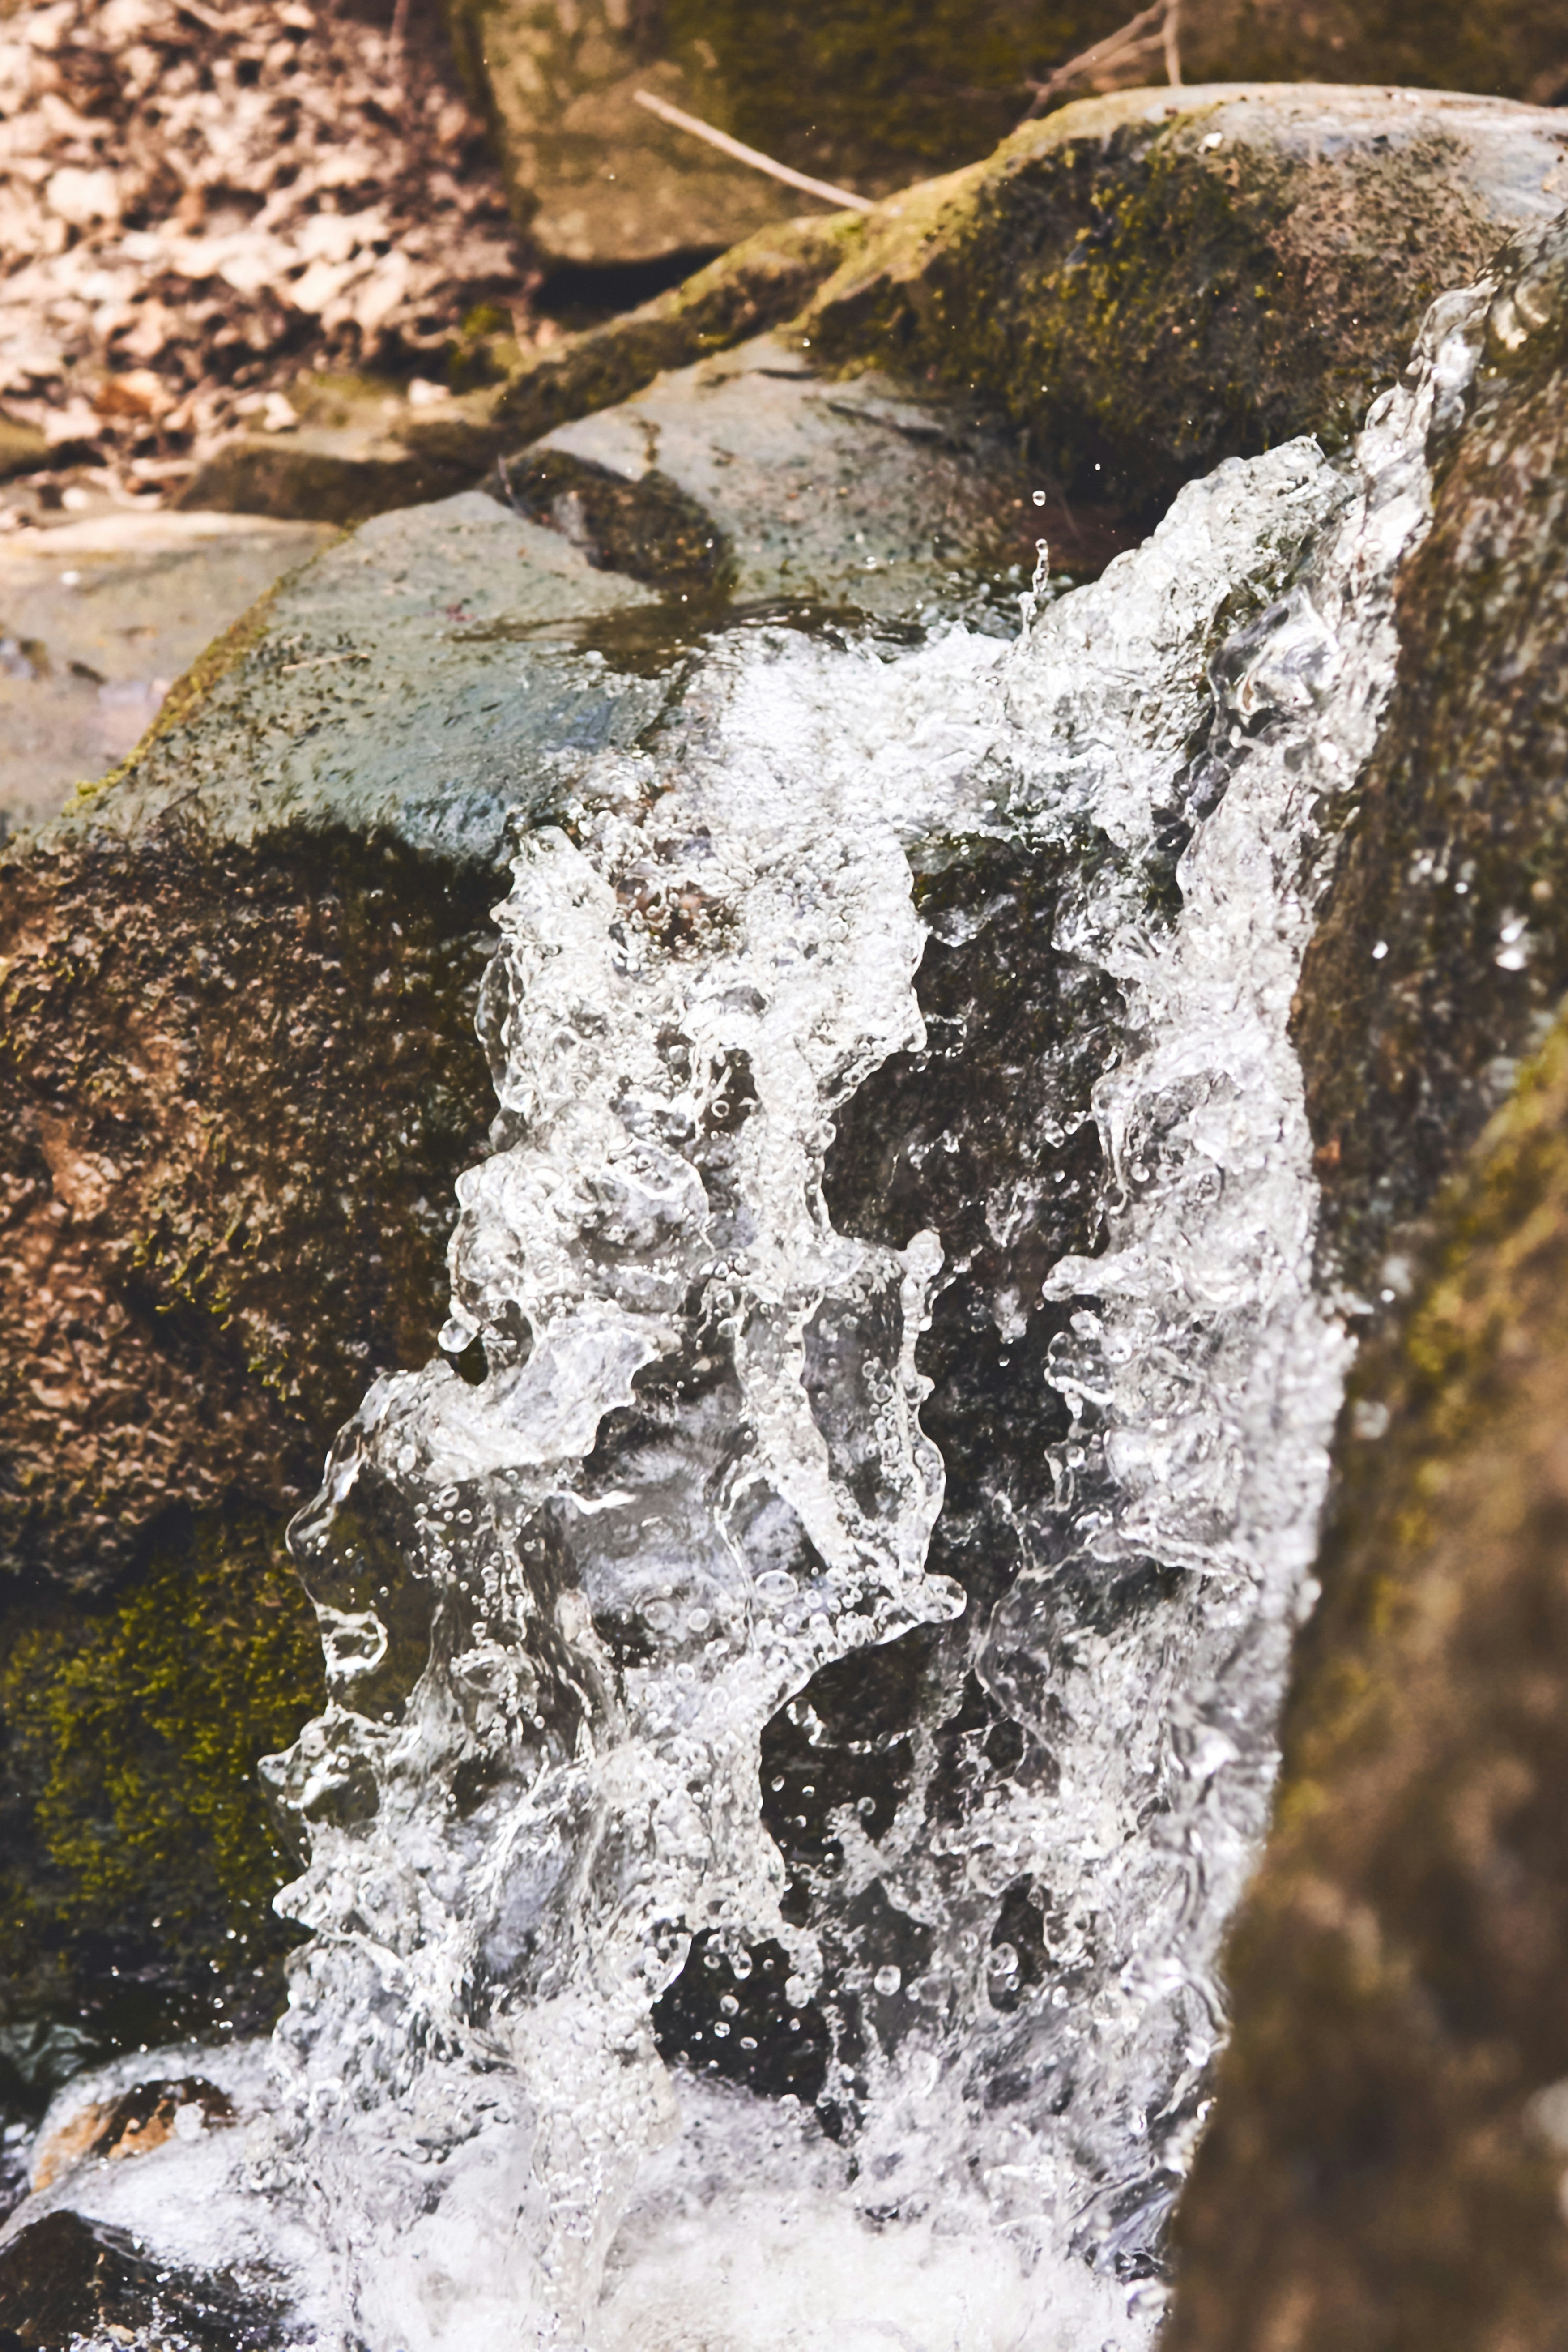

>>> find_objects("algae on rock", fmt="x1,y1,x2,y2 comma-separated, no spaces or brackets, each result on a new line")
0,1512,324,2109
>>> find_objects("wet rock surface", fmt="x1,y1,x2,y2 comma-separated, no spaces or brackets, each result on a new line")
0,2205,277,2349
0,513,331,833
1296,211,1568,1298
1166,216,1568,2352
502,333,1129,616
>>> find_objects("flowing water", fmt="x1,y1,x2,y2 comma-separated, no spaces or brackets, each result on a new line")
11,274,1495,2348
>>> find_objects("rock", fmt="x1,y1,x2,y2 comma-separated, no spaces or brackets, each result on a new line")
502,331,1138,615
1165,216,1568,2352
0,511,331,833
793,83,1568,517
175,435,478,528
1295,210,1568,1298
489,213,855,444
494,85,1568,521
1167,1012,1568,2352
1177,0,1568,106
0,1513,324,2079
0,489,661,1595
440,0,1044,269
32,2074,233,2194
173,376,519,529
0,2205,276,2348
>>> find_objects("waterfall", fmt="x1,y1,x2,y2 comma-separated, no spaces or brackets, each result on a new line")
17,273,1494,2349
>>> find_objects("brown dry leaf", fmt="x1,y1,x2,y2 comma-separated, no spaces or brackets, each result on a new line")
0,0,533,495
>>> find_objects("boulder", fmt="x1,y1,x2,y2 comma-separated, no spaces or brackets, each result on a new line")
0,2205,277,2347
494,85,1568,520
1166,216,1568,2352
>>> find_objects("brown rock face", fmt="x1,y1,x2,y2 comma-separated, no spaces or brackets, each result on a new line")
1168,1018,1568,2352
1167,217,1568,2352
0,821,496,1589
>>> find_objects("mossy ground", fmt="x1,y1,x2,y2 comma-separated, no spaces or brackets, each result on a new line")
0,1510,324,2117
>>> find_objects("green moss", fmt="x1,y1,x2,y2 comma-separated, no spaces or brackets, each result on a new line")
493,212,861,443
0,1510,325,2081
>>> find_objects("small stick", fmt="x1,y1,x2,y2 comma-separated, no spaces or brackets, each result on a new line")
1163,0,1183,87
632,90,874,213
1023,0,1181,117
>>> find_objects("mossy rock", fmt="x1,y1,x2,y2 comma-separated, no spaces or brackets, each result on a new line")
1167,1007,1568,2352
793,84,1568,514
495,85,1568,520
1167,217,1568,2352
0,491,665,2111
0,1510,324,2110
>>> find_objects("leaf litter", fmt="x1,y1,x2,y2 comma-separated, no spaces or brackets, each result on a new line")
0,0,534,510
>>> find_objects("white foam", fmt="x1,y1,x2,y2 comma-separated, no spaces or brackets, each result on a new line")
5,272,1494,2349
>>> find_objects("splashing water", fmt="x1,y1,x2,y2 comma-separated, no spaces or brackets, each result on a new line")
13,277,1493,2348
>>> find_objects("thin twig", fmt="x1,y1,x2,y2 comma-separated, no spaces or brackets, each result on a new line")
1023,0,1182,118
1163,0,1184,87
281,650,373,674
632,90,874,214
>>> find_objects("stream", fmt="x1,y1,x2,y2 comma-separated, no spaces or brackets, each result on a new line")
9,268,1496,2351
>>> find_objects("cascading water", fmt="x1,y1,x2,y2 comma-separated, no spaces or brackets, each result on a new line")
9,272,1495,2348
